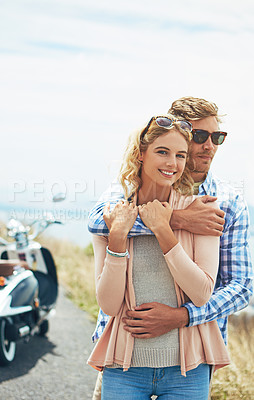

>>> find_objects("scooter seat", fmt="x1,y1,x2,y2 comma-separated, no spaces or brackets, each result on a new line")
0,264,14,276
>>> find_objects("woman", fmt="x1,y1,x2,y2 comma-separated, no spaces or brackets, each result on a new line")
88,115,230,399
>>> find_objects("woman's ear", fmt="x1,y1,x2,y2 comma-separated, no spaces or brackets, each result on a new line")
139,152,143,162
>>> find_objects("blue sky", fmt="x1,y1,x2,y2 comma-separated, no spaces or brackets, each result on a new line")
0,0,254,228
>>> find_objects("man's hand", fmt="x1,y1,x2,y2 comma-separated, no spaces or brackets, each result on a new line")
171,195,225,236
122,302,189,339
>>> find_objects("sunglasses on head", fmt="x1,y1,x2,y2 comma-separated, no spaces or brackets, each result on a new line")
192,129,227,145
140,116,193,141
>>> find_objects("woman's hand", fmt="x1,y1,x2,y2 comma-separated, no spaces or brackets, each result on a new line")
138,200,172,233
104,201,138,235
138,200,178,253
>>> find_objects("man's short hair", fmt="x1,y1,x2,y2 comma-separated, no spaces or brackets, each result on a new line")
168,96,222,122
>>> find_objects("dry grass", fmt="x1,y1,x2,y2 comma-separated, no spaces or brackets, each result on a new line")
40,236,254,398
211,315,254,399
39,236,99,320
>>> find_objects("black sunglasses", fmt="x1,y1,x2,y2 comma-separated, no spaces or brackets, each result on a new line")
192,129,227,145
140,116,192,141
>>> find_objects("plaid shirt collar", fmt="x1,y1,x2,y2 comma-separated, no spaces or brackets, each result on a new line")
198,171,216,196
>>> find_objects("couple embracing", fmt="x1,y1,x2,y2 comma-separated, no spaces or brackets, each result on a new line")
87,97,253,400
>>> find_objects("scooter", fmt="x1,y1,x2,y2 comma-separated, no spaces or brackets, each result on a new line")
0,196,64,365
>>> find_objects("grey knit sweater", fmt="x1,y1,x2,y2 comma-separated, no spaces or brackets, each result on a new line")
130,235,180,368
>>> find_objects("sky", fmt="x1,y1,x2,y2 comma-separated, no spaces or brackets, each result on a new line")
0,0,254,244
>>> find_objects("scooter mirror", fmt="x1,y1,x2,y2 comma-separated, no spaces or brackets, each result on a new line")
42,211,55,222
6,219,29,234
52,193,66,203
7,219,22,231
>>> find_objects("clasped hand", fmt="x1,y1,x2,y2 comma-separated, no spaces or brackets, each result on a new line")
138,200,172,232
103,199,172,234
103,200,138,234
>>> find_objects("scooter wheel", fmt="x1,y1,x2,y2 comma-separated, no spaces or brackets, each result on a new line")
0,318,16,366
39,320,49,336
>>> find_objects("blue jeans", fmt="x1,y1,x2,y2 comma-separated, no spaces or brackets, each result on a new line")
102,364,210,400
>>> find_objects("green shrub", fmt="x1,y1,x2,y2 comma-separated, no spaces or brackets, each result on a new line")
84,242,94,257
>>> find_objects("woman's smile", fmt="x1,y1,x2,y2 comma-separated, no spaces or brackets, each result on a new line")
159,169,176,178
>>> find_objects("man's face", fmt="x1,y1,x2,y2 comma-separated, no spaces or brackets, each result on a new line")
189,116,219,181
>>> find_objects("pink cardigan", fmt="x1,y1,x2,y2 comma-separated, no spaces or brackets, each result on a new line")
87,190,230,376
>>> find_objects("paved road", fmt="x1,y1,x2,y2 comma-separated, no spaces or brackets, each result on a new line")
0,287,98,399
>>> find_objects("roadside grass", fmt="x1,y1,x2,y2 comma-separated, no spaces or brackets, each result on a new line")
211,316,254,399
40,236,254,399
39,236,99,320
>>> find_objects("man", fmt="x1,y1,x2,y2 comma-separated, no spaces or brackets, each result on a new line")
88,97,253,398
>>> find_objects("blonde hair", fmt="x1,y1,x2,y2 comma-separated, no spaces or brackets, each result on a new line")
119,115,194,199
169,96,222,123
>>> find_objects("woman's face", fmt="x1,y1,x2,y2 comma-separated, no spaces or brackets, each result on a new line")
140,129,188,190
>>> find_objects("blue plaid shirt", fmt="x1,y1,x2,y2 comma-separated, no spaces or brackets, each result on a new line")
89,172,253,344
